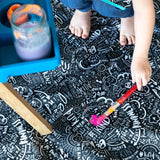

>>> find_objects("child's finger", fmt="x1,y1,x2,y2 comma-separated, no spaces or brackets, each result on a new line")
142,77,148,86
131,73,136,84
132,78,136,84
136,78,142,91
145,70,151,84
149,69,152,79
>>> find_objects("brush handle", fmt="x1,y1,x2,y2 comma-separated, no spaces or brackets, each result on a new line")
117,84,137,104
102,102,120,117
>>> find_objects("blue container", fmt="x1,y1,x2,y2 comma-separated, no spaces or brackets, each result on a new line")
0,0,61,83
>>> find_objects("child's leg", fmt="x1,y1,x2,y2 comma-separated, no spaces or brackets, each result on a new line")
61,0,92,39
92,0,134,45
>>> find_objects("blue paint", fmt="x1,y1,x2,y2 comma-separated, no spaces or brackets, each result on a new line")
100,0,126,10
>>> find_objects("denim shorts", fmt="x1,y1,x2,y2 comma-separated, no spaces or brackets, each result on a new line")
61,0,134,18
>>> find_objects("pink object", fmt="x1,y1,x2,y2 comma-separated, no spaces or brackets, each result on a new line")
89,115,106,126
97,115,106,125
90,84,137,126
89,115,98,126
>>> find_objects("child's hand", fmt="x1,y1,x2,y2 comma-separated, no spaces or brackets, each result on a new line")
131,57,152,91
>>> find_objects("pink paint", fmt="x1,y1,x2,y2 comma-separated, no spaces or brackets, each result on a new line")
89,115,98,126
97,115,106,125
90,115,106,126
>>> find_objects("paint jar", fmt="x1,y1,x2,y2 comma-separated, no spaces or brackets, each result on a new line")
9,4,52,61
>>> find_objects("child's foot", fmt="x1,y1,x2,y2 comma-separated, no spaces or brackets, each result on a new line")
69,9,91,39
120,16,135,45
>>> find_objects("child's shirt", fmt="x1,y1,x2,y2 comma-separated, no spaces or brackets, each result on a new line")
101,0,132,10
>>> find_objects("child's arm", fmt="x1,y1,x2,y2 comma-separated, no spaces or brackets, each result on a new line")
131,0,155,90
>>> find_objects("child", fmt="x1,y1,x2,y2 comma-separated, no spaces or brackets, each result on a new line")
60,0,155,91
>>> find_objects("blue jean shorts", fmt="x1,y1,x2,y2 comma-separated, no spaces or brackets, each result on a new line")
61,0,134,18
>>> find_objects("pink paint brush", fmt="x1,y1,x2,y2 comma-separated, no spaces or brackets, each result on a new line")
90,84,137,126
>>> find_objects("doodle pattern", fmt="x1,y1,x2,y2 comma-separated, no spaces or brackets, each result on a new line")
0,0,160,159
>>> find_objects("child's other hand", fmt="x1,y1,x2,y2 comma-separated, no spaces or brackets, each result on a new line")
131,57,152,91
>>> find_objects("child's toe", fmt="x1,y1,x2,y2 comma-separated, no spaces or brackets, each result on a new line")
75,28,79,37
127,36,133,45
77,28,83,37
131,35,135,44
70,25,75,34
120,35,127,46
82,27,90,39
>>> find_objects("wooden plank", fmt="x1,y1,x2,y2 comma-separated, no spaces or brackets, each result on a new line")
0,82,52,135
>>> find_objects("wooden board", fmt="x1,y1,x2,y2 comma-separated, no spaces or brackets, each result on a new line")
0,82,52,135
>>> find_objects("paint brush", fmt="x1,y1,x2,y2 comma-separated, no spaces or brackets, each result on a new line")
90,84,137,126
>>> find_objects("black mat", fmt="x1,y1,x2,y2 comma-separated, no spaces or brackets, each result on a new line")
0,0,160,159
